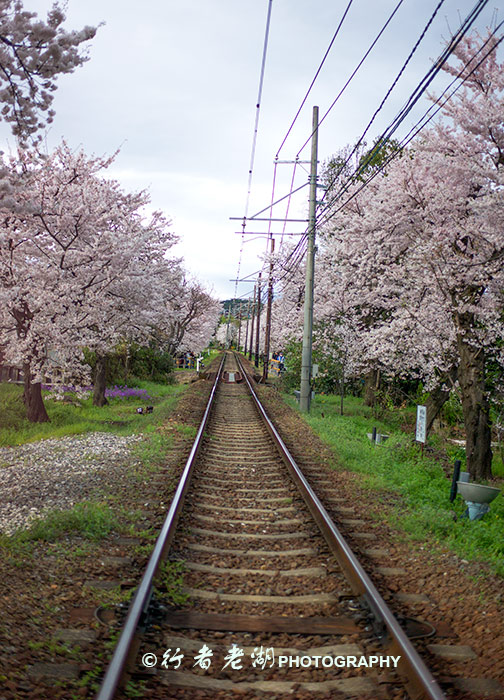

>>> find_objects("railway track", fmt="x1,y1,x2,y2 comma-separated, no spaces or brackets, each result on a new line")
96,351,446,700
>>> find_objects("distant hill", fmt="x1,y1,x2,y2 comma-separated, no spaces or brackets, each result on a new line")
221,298,253,316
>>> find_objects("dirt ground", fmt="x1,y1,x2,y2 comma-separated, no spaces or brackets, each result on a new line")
0,358,502,699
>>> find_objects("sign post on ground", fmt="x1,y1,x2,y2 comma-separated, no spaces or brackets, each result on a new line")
416,405,427,456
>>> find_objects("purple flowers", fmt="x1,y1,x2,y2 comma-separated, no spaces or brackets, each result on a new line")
42,383,153,401
105,385,153,401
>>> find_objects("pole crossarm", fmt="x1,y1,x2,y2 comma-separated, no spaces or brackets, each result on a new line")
235,231,305,236
230,217,309,223
229,278,263,283
247,182,309,219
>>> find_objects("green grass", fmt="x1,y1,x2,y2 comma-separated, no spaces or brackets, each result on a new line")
206,349,223,365
156,560,189,606
0,380,185,447
0,500,120,566
0,376,191,550
290,393,504,577
7,501,118,543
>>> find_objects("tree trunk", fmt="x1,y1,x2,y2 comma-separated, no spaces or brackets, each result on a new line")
339,361,345,416
23,362,49,423
93,354,109,407
363,369,380,406
456,324,492,480
425,365,458,435
124,347,130,383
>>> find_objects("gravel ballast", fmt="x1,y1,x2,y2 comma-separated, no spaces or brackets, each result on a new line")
0,432,142,534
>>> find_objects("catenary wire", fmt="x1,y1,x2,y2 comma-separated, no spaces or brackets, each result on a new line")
242,0,438,237
295,0,407,158
244,0,274,221
320,0,448,199
280,160,300,248
275,0,355,159
276,7,497,297
234,0,274,302
315,0,493,225
317,19,502,224
316,22,503,225
243,0,409,251
244,0,493,309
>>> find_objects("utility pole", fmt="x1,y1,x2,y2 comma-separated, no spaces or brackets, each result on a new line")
262,237,275,382
244,298,251,356
299,106,319,412
249,283,256,362
225,304,231,349
254,272,262,369
237,304,242,351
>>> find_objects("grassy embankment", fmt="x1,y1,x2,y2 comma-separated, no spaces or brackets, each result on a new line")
0,378,187,543
0,380,184,447
0,374,204,700
288,393,504,577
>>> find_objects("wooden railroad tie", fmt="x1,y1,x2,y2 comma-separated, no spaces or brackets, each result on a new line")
165,611,360,635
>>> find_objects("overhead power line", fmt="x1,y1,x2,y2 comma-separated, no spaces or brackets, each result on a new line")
315,0,494,225
241,0,406,250
275,0,355,159
245,0,408,250
244,0,274,221
320,0,448,199
275,234,309,287
276,3,497,294
295,0,407,157
237,0,496,309
234,0,274,302
321,25,504,219
273,7,500,297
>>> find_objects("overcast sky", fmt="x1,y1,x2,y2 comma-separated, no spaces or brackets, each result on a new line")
1,0,500,301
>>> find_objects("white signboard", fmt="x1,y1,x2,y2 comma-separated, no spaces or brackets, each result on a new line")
416,405,427,443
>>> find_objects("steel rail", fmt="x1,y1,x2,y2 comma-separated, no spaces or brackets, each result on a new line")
95,354,225,700
236,353,446,700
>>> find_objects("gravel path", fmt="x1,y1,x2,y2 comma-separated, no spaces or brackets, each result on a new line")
0,432,142,535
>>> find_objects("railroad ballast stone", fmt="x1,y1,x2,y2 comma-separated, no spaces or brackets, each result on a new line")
0,432,142,534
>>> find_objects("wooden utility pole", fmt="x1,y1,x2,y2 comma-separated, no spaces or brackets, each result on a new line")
244,298,251,356
224,304,232,349
262,237,275,382
237,305,242,351
254,272,262,368
248,283,256,362
300,106,319,412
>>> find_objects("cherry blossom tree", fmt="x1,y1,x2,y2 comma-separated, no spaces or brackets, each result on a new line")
269,241,306,351
161,275,220,356
0,1,97,141
0,142,178,419
317,31,504,480
86,255,183,407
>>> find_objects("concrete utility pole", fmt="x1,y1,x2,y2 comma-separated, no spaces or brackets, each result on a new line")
299,106,319,412
248,283,256,362
254,272,262,368
262,237,275,382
